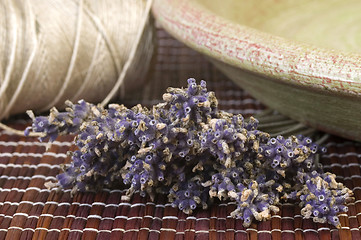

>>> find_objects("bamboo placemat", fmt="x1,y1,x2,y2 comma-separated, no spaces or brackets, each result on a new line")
0,28,361,240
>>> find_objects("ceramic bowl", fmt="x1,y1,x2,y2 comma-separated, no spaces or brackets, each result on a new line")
152,0,361,141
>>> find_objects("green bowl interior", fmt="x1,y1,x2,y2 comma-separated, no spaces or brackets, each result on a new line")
196,0,361,53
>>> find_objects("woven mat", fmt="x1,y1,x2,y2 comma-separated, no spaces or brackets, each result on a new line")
1,28,361,240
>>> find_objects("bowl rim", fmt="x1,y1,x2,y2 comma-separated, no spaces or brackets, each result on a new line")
152,0,361,97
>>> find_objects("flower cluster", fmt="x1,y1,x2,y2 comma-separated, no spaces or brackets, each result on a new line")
26,78,352,228
297,171,352,228
25,100,94,141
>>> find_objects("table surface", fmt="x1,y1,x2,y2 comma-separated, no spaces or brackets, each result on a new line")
0,28,360,240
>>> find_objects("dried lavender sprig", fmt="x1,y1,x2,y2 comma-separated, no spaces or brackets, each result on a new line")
296,171,352,228
169,177,209,214
25,78,353,229
25,100,97,142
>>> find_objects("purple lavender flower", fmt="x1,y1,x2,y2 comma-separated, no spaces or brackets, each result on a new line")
169,179,209,214
26,78,352,229
230,179,280,227
25,100,96,142
298,172,351,227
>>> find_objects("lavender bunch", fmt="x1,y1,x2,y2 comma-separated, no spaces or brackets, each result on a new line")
26,78,353,228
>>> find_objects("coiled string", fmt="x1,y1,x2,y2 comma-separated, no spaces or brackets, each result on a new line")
0,0,154,119
0,0,155,136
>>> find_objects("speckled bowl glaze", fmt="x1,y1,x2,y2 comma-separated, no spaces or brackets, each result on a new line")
153,0,361,141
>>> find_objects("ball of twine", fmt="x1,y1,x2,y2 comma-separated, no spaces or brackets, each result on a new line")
0,0,155,120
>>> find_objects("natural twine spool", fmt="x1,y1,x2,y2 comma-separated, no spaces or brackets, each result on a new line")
0,0,155,120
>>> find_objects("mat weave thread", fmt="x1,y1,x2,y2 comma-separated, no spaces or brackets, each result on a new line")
0,28,360,240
